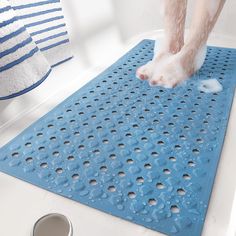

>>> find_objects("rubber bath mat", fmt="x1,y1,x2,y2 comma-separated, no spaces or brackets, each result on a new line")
1,40,236,236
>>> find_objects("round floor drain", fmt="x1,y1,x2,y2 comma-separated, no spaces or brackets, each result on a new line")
33,213,73,236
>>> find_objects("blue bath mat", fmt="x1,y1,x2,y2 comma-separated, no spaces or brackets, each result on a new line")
0,40,236,236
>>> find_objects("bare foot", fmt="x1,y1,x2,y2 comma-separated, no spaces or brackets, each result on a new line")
148,44,207,88
136,40,184,81
136,51,169,80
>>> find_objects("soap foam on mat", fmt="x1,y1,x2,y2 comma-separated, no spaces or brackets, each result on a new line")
198,79,223,93
0,40,236,236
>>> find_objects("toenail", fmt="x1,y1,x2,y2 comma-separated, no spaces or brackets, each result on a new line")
150,80,158,86
139,74,145,80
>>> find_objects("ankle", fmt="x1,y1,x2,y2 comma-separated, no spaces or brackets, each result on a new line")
167,38,184,54
160,35,184,55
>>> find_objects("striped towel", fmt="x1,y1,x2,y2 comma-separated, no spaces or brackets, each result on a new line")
10,0,73,67
0,0,51,100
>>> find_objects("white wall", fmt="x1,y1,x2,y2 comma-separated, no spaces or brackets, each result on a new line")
111,0,236,40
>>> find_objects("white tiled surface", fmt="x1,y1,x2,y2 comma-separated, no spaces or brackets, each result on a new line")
0,31,236,236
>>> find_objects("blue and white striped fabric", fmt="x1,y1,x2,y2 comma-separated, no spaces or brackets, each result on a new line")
0,0,51,100
10,0,73,67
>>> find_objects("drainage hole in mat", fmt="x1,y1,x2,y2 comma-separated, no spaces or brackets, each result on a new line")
183,173,191,180
126,159,134,164
192,148,200,154
53,151,60,157
109,154,116,160
174,144,181,150
78,145,85,150
89,179,97,186
93,149,100,154
64,141,70,145
25,142,32,147
144,163,152,169
56,168,63,174
147,128,154,132
141,137,148,141
134,147,141,153
188,160,195,167
156,182,165,189
74,131,80,136
157,140,164,145
67,155,75,161
12,152,19,158
153,119,159,124
136,176,144,183
128,192,136,199
177,188,186,196
200,129,206,134
169,156,176,162
170,205,180,214
37,132,43,137
179,135,186,140
126,133,132,137
40,163,48,168
197,138,204,143
151,152,159,157
102,139,109,144
100,166,108,172
25,157,33,163
38,146,45,151
163,169,171,174
83,161,90,167
148,199,157,206
118,171,126,177
118,143,125,148
72,174,79,180
108,185,116,192
96,126,103,131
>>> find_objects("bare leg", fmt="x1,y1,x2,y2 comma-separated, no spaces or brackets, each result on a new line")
136,0,187,80
149,0,226,88
181,0,226,75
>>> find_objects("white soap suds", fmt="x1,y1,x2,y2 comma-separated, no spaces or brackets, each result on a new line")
194,45,207,71
154,40,159,58
153,40,168,59
149,53,188,88
198,79,223,93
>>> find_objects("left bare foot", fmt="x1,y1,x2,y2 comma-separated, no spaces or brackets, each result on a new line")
148,44,207,88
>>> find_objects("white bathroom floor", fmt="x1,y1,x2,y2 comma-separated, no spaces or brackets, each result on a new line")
0,32,236,236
